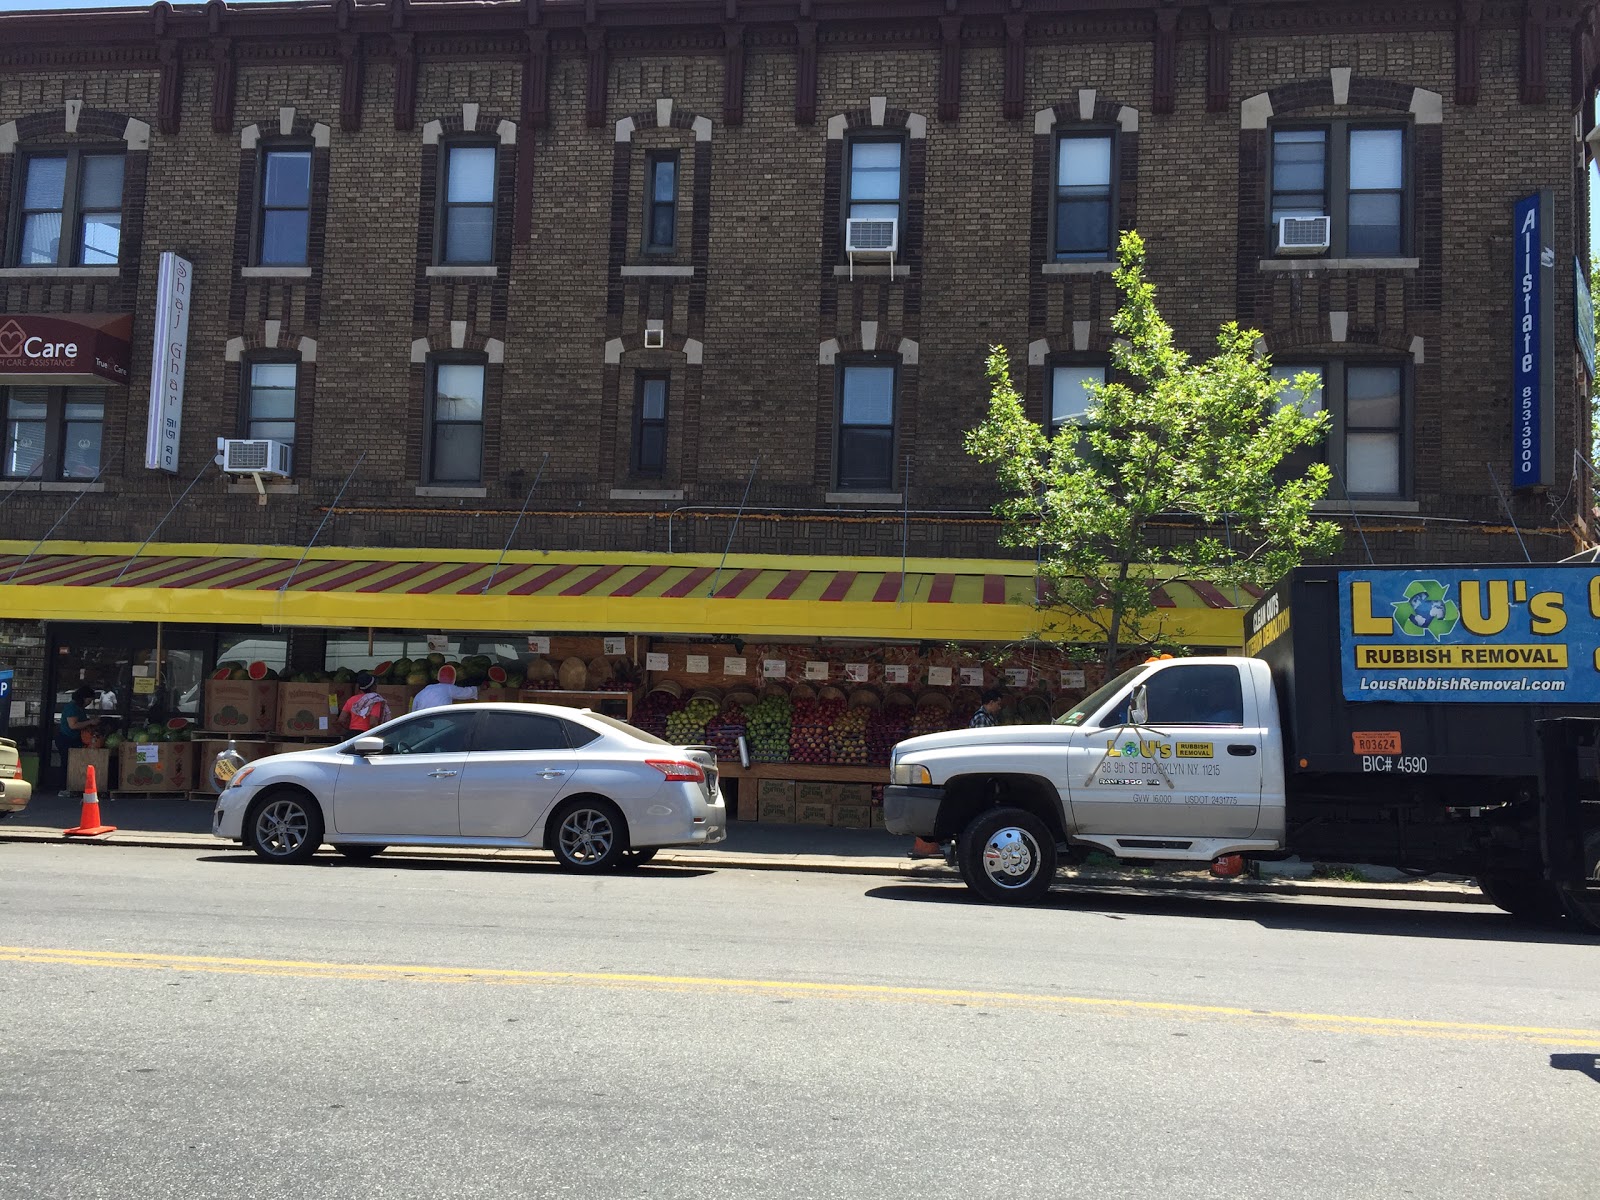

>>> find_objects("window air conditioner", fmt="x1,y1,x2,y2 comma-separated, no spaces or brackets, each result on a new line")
845,217,898,280
219,438,292,478
1276,216,1331,256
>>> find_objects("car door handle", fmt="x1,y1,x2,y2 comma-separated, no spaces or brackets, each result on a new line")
1227,745,1257,757
536,769,569,779
427,769,459,778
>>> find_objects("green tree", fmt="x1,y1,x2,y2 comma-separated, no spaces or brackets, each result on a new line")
965,230,1342,674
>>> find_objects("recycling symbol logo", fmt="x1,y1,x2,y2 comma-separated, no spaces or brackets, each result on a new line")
1121,740,1140,759
1393,579,1459,641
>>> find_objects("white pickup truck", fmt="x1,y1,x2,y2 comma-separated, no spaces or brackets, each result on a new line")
885,656,1287,904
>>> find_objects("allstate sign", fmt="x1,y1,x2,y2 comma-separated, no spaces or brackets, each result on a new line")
1512,192,1554,489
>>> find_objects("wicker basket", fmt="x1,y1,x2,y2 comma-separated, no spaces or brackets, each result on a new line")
790,682,817,702
725,688,759,708
817,684,846,703
882,688,915,708
648,678,685,700
526,657,557,683
587,656,615,684
558,657,589,691
848,685,882,708
915,689,953,710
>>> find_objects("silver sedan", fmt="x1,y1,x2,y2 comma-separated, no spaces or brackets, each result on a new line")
212,703,726,870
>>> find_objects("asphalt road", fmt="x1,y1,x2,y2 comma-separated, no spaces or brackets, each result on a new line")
2,842,1598,1200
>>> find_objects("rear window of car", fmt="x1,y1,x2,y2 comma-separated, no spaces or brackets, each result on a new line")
581,711,670,746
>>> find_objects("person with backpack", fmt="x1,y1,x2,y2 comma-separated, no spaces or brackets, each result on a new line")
337,672,391,735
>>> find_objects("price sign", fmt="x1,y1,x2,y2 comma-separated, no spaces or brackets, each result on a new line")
723,657,747,676
603,637,627,656
959,667,984,687
1004,668,1030,688
1060,669,1086,689
526,636,550,655
135,743,160,765
884,665,909,685
133,676,156,696
845,663,869,683
429,633,451,654
685,655,709,674
645,652,669,671
762,659,786,679
804,661,829,681
927,666,952,687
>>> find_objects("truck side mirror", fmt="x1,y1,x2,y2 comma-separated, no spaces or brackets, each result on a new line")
1128,685,1149,726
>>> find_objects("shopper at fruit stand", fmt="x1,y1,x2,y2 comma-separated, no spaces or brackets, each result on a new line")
55,686,98,796
411,664,479,712
909,688,1006,858
336,672,391,734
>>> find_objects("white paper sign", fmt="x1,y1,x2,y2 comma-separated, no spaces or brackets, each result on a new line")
723,656,747,676
8,701,25,721
526,636,550,655
959,667,984,687
927,666,952,687
804,661,829,681
685,655,709,674
885,665,909,685
646,652,669,671
1004,668,1030,688
603,637,627,656
428,633,450,653
318,716,329,730
762,659,786,679
145,251,192,473
135,743,161,765
842,663,866,683
1060,669,1086,689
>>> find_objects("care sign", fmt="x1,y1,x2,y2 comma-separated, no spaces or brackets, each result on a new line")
1511,192,1554,489
1338,567,1600,702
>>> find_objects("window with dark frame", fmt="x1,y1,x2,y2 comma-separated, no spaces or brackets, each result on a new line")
440,143,497,265
1269,361,1406,498
13,150,124,267
845,137,903,232
633,373,668,476
644,153,678,253
427,360,485,485
256,147,312,267
1054,133,1114,259
244,360,298,447
1269,123,1407,257
837,362,895,491
1049,362,1107,432
2,385,105,481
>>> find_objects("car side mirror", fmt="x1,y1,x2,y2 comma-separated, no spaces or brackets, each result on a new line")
1128,685,1149,726
351,736,385,756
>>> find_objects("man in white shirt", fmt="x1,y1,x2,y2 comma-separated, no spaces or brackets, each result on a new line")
411,664,479,712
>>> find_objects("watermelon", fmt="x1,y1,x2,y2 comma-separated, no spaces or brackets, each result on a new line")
212,667,232,681
437,664,458,685
247,661,271,681
487,665,508,684
405,671,428,687
374,661,393,678
166,718,190,731
427,652,446,667
103,733,124,749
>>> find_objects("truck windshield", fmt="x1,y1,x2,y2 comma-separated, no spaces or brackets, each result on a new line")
1054,665,1145,727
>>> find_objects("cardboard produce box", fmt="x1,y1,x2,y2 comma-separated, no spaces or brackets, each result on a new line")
735,784,758,822
204,679,278,734
833,803,871,829
756,778,795,804
194,739,281,794
796,781,840,806
373,685,419,721
276,682,351,737
757,795,796,823
118,741,197,793
795,800,833,826
835,783,873,806
67,747,111,793
872,807,888,829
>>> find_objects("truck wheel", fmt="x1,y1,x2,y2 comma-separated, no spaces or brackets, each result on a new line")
958,807,1057,905
1558,829,1600,934
1476,874,1565,923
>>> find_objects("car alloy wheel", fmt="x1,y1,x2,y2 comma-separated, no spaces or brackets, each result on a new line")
248,792,323,864
551,800,626,872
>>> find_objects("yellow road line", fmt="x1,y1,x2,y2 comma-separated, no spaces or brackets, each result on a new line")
4,945,1596,1047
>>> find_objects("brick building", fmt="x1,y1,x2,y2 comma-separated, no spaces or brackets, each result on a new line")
0,0,1594,792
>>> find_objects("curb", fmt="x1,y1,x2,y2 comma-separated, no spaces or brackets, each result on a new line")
0,825,1489,905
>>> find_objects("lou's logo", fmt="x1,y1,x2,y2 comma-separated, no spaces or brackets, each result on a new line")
1394,580,1459,641
1351,576,1568,640
1110,739,1171,759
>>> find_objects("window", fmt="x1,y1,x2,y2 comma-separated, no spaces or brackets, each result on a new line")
1054,133,1114,259
1050,363,1106,431
1269,124,1407,257
428,361,485,485
256,148,311,266
440,144,496,265
845,137,903,230
245,361,297,446
379,710,474,755
634,373,668,476
472,711,571,753
2,386,104,481
13,150,124,267
1140,664,1245,726
1270,361,1405,498
837,362,895,491
644,153,678,253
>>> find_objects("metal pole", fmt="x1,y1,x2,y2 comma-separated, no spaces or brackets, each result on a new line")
279,451,366,593
113,457,217,582
708,456,759,598
898,453,910,605
1486,462,1533,563
7,448,123,583
481,452,548,594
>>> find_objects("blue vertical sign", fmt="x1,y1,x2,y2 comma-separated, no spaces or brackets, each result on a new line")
0,669,12,736
1512,192,1554,489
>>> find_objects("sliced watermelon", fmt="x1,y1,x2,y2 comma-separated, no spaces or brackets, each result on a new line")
374,661,393,678
212,667,233,681
247,661,271,681
167,717,190,731
487,665,508,684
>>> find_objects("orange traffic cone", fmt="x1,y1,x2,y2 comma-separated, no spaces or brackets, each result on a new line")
64,764,116,837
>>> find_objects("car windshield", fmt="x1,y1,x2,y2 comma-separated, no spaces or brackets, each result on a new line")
583,711,673,746
1054,665,1145,727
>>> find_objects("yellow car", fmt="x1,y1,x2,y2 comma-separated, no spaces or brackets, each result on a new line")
0,736,32,816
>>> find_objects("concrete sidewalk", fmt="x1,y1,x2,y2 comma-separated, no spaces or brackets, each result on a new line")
1,791,1489,906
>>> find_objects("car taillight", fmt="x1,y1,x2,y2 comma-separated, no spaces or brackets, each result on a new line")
646,759,705,783
11,762,20,780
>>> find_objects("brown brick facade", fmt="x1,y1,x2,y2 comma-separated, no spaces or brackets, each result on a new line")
0,0,1591,565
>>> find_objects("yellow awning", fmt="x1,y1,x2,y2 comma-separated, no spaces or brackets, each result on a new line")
0,539,1249,646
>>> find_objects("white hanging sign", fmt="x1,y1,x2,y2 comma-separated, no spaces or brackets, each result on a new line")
145,252,193,473
844,663,869,683
1004,668,1030,688
884,665,909,685
959,667,984,687
762,659,786,679
603,637,626,656
685,655,709,674
927,666,952,687
526,636,550,655
723,656,747,676
428,633,450,653
1060,669,1086,689
645,652,669,671
804,661,829,681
